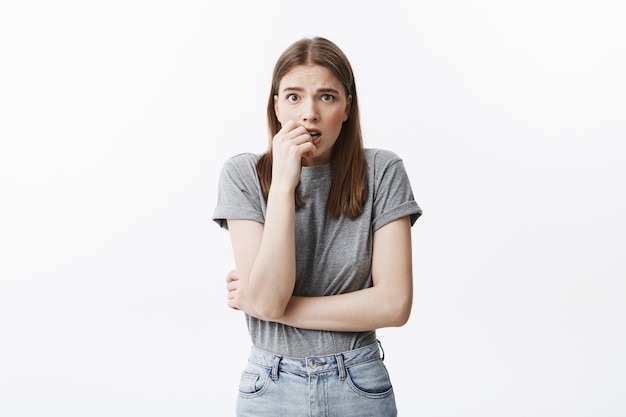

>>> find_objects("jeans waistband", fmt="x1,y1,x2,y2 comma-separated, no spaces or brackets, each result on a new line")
247,341,384,380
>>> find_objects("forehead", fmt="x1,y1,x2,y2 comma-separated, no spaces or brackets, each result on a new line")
279,64,343,91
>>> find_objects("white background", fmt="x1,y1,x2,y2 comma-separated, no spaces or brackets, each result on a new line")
1,1,625,416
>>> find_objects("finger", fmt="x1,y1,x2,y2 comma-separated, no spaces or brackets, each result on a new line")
292,131,314,145
301,142,317,157
277,120,298,135
279,122,310,140
225,270,238,282
286,124,311,139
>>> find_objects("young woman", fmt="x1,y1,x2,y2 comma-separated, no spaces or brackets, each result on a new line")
213,36,422,416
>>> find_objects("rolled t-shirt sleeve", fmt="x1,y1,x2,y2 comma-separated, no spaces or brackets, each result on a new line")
212,153,266,230
370,150,422,232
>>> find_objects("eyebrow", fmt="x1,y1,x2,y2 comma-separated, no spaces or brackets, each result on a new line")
281,87,341,95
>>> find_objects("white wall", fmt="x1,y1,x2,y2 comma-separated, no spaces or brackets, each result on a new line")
1,1,624,416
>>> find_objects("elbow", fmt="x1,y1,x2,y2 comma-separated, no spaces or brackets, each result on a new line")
392,308,411,327
386,297,412,327
388,308,411,327
257,306,285,322
251,299,288,322
245,278,292,322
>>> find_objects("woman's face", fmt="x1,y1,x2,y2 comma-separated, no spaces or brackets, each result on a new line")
274,64,352,166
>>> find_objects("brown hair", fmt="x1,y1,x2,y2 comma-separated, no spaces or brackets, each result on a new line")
256,37,367,219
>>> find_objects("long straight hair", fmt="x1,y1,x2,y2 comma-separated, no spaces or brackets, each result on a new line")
256,37,367,219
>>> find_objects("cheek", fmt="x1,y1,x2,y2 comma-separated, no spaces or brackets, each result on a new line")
331,113,346,130
276,105,296,122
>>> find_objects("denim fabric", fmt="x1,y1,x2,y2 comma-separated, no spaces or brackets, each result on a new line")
235,341,397,417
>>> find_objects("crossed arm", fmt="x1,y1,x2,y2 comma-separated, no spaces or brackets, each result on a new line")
225,211,414,332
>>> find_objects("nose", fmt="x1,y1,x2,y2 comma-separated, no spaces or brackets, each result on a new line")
301,98,319,122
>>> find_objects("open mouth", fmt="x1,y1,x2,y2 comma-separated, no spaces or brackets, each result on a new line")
308,130,321,145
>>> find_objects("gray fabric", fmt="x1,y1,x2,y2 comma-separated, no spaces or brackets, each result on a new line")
213,148,422,357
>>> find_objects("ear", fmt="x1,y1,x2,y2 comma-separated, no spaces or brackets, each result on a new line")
343,94,352,122
274,95,281,122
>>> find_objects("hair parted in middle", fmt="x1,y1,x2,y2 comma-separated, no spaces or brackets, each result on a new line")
256,36,368,219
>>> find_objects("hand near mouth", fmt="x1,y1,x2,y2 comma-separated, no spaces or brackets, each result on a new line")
271,120,318,190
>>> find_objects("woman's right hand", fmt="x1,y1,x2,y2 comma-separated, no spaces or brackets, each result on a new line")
271,120,316,191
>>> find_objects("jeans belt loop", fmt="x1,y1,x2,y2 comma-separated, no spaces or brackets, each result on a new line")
271,355,281,381
336,353,346,381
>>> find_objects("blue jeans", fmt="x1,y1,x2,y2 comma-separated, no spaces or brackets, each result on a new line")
236,341,397,417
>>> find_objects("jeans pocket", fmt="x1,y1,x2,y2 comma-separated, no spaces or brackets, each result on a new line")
345,359,394,399
238,363,272,399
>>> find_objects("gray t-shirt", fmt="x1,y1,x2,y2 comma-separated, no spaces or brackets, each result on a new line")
213,148,422,357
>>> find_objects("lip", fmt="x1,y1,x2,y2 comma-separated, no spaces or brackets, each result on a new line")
307,129,322,146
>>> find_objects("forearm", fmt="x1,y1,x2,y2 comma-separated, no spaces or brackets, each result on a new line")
246,186,297,319
278,284,413,332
